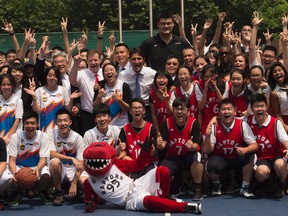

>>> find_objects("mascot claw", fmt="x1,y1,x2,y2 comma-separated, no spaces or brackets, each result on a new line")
85,195,96,213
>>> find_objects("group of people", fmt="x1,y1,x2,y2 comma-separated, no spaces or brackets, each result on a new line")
0,9,288,213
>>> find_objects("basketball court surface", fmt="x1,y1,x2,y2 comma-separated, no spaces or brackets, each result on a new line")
3,194,287,216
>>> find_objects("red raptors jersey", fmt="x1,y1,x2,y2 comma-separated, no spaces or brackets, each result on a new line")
150,89,172,130
166,116,196,158
248,115,283,160
228,85,247,117
197,80,220,135
174,85,198,119
213,118,245,159
124,122,156,165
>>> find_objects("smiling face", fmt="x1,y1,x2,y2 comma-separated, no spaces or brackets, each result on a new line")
24,117,38,139
165,58,179,76
219,103,236,127
234,55,246,70
46,69,58,87
103,64,117,85
155,74,168,91
262,50,276,69
231,71,244,90
56,113,72,137
11,69,23,85
272,66,285,85
251,101,267,122
88,53,101,73
0,77,13,97
250,67,263,88
53,55,68,75
183,49,196,68
129,101,145,122
177,67,191,87
195,57,207,74
172,104,189,126
157,18,174,35
115,46,129,66
130,53,144,74
95,113,111,134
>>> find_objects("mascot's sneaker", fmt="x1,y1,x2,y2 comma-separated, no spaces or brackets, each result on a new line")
185,203,202,214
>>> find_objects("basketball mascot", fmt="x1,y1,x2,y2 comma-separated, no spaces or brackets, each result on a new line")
83,140,202,214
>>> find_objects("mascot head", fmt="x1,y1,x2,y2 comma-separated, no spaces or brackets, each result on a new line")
84,142,116,176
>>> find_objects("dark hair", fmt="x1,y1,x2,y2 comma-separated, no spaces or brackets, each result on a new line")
177,65,192,76
249,93,267,107
234,53,249,76
153,70,173,91
194,55,210,68
100,58,113,68
172,97,190,109
0,73,16,90
102,63,117,80
263,45,277,57
205,50,219,64
115,42,129,51
80,48,89,54
130,98,145,108
23,110,38,123
129,48,145,60
219,98,236,109
93,103,111,117
230,68,247,80
42,66,62,86
157,12,173,23
6,49,16,57
7,63,27,84
52,46,65,52
0,65,9,74
56,108,72,120
166,54,180,63
87,50,101,59
267,62,288,90
202,64,226,94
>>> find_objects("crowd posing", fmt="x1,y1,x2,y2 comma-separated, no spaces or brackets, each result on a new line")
0,10,288,212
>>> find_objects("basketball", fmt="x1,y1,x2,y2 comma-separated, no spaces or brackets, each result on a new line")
15,167,36,190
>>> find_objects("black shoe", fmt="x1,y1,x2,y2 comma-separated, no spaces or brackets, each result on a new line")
192,184,203,201
211,183,221,196
185,203,202,214
52,190,64,206
275,182,285,198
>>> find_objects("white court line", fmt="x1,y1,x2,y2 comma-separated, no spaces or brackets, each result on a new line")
165,213,171,216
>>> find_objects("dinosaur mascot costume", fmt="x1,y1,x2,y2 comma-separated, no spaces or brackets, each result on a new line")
83,141,202,214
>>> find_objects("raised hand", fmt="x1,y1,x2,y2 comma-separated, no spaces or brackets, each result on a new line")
263,28,273,41
98,21,105,37
252,11,262,26
172,14,183,25
218,12,227,22
24,87,36,97
118,138,126,151
282,14,288,27
28,77,36,91
224,21,234,31
2,19,14,34
61,17,68,32
191,23,198,37
24,28,35,42
69,39,79,54
204,18,213,30
111,89,122,101
185,136,194,151
70,90,82,100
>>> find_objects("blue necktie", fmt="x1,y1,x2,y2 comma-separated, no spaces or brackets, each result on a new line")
135,73,141,98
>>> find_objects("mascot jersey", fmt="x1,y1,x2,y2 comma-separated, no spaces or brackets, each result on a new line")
35,86,69,131
8,130,51,167
0,94,23,139
48,128,84,166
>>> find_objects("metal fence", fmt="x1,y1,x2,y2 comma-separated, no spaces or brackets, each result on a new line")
0,30,157,53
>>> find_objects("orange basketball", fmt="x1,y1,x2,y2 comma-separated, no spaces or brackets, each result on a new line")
15,167,36,190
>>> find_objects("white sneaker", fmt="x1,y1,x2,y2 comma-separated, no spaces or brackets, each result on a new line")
211,183,221,196
185,203,202,214
240,185,255,198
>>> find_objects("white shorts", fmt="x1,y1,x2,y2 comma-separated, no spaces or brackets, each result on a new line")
0,167,13,185
126,167,160,211
16,165,50,178
50,158,88,182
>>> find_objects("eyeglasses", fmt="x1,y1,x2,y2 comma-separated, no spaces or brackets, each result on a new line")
219,52,230,56
262,55,275,59
54,59,66,64
131,106,144,111
173,107,188,112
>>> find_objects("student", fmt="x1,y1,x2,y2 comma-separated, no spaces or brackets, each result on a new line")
8,110,52,206
248,94,288,198
83,104,120,148
48,108,88,206
203,98,258,198
157,97,203,201
118,98,157,179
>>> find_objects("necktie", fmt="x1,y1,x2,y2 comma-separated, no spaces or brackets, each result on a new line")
94,73,99,84
135,73,141,98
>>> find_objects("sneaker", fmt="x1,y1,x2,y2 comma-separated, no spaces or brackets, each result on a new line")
53,195,64,206
274,182,285,198
224,183,240,194
0,202,4,210
178,182,190,196
185,203,202,214
8,192,23,207
192,184,203,201
240,185,255,198
211,183,221,196
40,191,52,205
